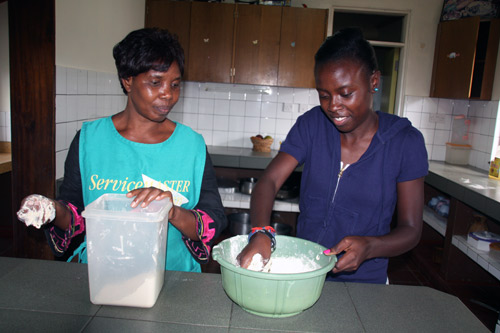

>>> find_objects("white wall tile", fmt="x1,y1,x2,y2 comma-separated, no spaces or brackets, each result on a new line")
229,100,245,116
214,99,230,115
277,87,294,103
87,70,97,95
453,100,469,116
437,98,453,115
213,115,229,131
420,113,436,129
183,97,199,114
405,96,423,112
260,117,276,134
212,130,228,146
77,69,88,94
56,66,66,95
183,113,199,129
293,88,310,104
406,111,421,127
434,129,449,145
199,98,214,115
183,82,200,98
56,123,66,152
245,101,261,117
77,95,88,120
261,102,278,118
229,116,244,132
198,130,213,145
66,68,78,94
56,150,67,179
431,144,446,160
56,95,67,124
422,97,438,114
244,116,260,133
276,118,292,135
420,128,435,145
228,131,244,147
66,96,78,122
435,114,452,130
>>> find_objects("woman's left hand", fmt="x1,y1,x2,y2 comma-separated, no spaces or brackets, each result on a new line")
127,187,176,219
325,236,373,273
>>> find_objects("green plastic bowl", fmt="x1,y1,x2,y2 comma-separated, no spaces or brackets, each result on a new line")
212,235,337,318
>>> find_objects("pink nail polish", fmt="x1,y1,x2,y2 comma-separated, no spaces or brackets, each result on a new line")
323,249,331,255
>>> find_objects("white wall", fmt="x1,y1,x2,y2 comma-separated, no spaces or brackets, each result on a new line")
0,1,10,141
56,0,145,73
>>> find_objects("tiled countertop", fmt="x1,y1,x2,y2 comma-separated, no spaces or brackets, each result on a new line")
425,161,500,282
0,257,488,332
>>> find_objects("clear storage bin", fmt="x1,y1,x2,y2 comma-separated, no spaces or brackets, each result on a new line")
445,142,471,165
82,193,172,308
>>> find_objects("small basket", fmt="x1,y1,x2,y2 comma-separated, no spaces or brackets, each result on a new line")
251,136,273,152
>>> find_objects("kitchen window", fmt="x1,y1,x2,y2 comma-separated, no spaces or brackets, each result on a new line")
330,8,409,115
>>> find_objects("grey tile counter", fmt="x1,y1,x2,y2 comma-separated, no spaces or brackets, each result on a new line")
0,257,488,332
208,146,279,170
427,161,500,222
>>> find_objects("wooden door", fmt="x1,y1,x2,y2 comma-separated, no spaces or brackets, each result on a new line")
9,0,55,259
233,4,281,86
145,0,191,77
187,2,235,83
430,17,479,99
278,7,327,88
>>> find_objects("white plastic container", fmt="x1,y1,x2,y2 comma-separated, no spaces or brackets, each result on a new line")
445,142,471,165
82,193,172,308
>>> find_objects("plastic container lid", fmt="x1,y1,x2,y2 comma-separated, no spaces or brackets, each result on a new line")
82,193,171,222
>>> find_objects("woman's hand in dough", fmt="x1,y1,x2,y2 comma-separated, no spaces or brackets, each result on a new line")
236,232,272,269
127,187,175,217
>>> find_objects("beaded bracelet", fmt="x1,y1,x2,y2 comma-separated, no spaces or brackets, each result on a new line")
248,226,276,252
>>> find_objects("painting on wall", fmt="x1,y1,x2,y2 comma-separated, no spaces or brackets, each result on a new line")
441,0,500,21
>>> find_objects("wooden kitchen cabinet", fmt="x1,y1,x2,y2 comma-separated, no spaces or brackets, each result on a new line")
144,0,192,77
430,17,500,100
145,1,327,88
233,4,282,86
187,2,235,83
278,7,328,88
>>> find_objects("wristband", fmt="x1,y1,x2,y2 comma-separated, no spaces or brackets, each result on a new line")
248,226,276,252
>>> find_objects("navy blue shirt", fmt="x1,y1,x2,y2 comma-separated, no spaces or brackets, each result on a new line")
281,107,428,284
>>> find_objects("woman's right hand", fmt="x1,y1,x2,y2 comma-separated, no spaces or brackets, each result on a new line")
17,194,56,229
236,233,273,269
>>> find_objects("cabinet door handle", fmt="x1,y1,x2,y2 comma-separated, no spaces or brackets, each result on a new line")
252,40,258,45
290,42,296,47
447,52,460,59
204,38,209,43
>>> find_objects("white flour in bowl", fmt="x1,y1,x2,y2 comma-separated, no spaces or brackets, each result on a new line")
245,253,321,274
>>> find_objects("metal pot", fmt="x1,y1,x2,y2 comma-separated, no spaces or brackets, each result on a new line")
228,212,252,235
275,184,299,200
239,177,258,195
227,212,292,236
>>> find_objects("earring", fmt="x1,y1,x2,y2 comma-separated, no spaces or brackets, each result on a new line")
374,87,379,92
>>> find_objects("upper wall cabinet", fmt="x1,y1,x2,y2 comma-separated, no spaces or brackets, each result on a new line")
278,7,328,88
233,4,282,86
187,2,235,83
430,17,500,100
145,1,328,88
145,0,192,77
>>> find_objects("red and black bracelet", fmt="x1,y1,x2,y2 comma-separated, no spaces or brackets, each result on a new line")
248,226,276,252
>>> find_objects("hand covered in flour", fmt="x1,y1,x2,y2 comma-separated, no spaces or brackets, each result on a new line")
17,194,56,229
236,233,272,270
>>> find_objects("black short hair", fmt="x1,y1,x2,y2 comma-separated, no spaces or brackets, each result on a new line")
113,28,185,95
314,28,378,76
